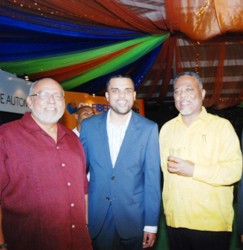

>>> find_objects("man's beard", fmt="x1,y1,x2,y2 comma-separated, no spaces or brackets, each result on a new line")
31,108,64,123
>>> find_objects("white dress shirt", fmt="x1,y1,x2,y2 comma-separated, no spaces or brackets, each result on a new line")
106,109,131,167
106,109,157,233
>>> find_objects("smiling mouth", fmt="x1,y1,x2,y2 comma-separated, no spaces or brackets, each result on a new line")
45,107,56,111
180,101,190,106
118,101,127,106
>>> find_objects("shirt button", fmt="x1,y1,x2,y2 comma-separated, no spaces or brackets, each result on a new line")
71,225,75,228
67,182,71,186
71,203,75,207
56,146,60,150
61,163,66,167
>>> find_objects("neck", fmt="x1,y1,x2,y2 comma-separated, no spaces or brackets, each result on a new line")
181,113,200,127
31,114,58,142
109,111,130,126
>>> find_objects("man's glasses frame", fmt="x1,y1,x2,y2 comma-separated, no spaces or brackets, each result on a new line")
30,91,64,101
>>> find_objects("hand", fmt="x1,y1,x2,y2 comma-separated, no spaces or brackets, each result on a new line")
142,232,156,248
241,234,243,243
167,156,194,177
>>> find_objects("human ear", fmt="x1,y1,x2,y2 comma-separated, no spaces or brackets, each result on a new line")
105,92,109,102
26,96,33,109
201,89,206,100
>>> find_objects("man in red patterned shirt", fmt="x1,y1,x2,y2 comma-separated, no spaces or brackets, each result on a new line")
0,78,92,250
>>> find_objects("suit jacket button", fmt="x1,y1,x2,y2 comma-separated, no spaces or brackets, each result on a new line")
111,176,115,180
106,197,110,201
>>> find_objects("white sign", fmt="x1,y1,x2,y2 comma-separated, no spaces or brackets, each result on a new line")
0,70,32,114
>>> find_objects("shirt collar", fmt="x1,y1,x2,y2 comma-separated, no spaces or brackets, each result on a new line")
107,109,132,129
21,112,71,140
176,106,208,124
21,112,42,132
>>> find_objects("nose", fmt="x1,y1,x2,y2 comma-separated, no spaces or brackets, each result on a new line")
180,89,187,98
48,94,56,103
118,90,126,98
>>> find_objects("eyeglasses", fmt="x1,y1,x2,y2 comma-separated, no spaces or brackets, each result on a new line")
30,91,64,101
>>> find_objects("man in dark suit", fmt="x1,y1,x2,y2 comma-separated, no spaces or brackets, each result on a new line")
80,75,161,250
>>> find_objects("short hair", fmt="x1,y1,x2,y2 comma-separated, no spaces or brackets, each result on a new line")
106,75,135,89
76,105,94,115
173,72,203,88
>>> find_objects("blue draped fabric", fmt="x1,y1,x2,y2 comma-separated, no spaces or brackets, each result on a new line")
0,5,165,93
0,6,146,61
0,29,122,61
0,10,144,38
0,13,145,61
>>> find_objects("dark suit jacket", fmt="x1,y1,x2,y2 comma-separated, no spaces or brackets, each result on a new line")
80,110,161,239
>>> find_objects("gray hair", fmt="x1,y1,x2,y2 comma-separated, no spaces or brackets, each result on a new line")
173,72,203,88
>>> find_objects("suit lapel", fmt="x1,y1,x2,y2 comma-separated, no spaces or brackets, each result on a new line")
98,112,114,171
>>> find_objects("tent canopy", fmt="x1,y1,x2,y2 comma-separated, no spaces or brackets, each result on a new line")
0,0,242,109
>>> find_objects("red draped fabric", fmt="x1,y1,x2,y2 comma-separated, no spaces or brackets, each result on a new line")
1,0,242,108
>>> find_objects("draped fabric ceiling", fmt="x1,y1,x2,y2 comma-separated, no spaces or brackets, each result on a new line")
0,0,242,109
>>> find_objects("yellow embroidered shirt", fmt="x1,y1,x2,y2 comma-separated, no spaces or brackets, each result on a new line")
159,107,242,231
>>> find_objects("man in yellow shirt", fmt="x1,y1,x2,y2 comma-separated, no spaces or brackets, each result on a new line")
159,71,242,250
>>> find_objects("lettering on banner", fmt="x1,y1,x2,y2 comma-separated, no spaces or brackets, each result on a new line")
92,103,109,113
0,93,4,104
0,92,28,108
